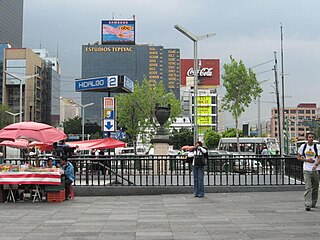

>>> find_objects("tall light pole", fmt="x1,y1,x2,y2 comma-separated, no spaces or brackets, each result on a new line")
174,24,215,145
5,111,21,123
60,97,94,141
4,71,38,122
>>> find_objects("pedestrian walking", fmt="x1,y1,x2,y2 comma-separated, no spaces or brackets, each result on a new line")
297,132,320,211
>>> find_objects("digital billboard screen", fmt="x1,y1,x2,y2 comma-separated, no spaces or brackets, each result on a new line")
101,20,135,45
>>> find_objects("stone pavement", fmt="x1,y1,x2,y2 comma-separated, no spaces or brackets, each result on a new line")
1,190,320,240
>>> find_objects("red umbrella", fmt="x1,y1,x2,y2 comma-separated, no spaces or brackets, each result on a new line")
0,121,67,144
0,139,29,149
67,138,126,150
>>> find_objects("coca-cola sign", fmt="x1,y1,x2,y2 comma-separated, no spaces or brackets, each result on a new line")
186,67,213,77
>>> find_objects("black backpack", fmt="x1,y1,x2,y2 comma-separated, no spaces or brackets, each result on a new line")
302,143,318,157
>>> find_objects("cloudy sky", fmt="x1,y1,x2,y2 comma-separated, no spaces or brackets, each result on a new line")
23,0,320,128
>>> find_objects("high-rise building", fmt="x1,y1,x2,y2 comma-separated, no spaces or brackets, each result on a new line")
0,0,24,48
0,43,12,103
2,48,60,125
81,44,180,126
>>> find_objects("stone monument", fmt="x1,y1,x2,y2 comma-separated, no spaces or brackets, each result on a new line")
151,104,171,155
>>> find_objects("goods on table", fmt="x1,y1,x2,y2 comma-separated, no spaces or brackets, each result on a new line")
0,164,62,173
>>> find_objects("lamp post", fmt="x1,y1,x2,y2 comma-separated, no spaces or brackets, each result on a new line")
60,97,94,141
5,111,21,123
174,24,215,145
4,71,38,122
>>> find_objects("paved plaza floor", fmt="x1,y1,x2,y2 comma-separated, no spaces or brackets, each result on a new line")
1,190,320,240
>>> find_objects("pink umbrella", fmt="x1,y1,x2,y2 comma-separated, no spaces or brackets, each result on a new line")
0,121,67,144
0,139,29,149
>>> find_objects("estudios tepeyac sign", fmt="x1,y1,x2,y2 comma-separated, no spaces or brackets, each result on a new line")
75,75,134,134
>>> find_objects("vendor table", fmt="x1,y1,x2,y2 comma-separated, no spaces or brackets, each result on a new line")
0,172,61,202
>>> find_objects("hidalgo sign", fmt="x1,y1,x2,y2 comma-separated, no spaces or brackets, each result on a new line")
75,75,134,93
180,59,220,87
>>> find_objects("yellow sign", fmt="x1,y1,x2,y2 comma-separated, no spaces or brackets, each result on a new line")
197,96,211,105
198,126,212,134
197,116,212,125
197,106,211,115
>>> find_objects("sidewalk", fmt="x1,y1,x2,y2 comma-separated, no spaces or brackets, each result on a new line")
1,191,320,240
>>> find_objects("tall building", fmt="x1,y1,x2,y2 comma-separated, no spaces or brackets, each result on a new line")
81,44,180,125
271,103,318,141
2,48,60,125
180,59,220,136
0,0,24,48
0,43,11,103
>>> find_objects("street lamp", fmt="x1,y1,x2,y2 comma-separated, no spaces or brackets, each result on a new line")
4,71,38,122
174,24,215,145
5,111,21,123
60,97,94,141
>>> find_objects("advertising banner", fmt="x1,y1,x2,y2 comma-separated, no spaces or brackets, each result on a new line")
180,59,220,87
101,20,135,45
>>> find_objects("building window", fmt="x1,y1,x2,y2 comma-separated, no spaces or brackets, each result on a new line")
290,110,296,114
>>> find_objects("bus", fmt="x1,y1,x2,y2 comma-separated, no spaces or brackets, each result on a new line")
217,137,280,155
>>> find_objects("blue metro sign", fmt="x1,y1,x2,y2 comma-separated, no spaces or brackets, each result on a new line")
75,75,134,93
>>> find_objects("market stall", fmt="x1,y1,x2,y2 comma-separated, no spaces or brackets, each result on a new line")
0,164,64,203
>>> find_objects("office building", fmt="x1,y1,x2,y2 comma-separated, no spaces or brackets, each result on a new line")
2,48,60,125
81,44,180,125
0,0,24,48
271,103,318,141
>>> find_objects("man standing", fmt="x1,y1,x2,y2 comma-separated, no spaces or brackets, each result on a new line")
59,156,75,200
297,132,320,211
188,141,207,198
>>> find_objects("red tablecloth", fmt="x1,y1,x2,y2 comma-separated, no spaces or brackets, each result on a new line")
0,172,61,185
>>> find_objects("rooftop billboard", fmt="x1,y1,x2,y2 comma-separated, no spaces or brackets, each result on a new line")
101,20,135,45
180,59,220,87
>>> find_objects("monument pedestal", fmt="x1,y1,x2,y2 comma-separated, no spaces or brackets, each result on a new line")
151,134,170,173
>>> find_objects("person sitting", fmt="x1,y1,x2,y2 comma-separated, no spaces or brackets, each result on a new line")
59,156,75,200
46,158,56,168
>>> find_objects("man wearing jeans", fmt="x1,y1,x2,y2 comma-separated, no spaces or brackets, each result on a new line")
297,132,320,211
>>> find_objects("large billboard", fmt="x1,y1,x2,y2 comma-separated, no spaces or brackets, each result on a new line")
101,20,135,45
180,59,220,87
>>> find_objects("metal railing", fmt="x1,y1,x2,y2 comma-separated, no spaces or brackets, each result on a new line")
3,154,303,187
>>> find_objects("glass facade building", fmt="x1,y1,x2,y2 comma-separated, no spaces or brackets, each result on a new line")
0,0,23,48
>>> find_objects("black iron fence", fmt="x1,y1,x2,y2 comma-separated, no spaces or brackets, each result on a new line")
67,154,303,186
3,154,303,187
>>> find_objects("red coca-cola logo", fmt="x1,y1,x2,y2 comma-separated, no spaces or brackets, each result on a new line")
186,67,213,77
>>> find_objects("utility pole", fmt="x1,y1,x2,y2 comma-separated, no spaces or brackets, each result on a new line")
280,23,286,154
274,51,283,156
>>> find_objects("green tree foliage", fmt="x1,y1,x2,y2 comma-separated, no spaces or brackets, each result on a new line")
116,79,181,148
62,116,82,135
221,56,262,151
221,128,243,138
204,130,221,149
169,128,193,149
0,104,16,129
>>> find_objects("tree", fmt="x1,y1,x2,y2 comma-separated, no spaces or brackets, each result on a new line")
0,104,16,129
204,130,221,149
221,56,262,151
116,79,181,151
62,116,82,135
170,128,193,149
221,128,243,138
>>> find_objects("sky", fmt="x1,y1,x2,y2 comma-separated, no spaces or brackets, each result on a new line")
23,0,320,129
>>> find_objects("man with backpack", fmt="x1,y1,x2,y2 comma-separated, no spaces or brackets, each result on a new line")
188,141,208,198
297,132,320,211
